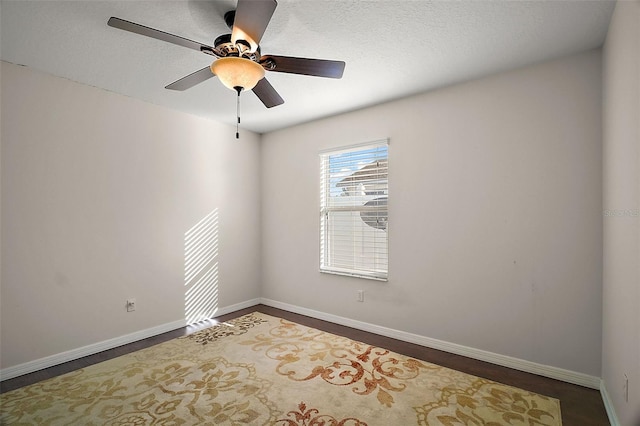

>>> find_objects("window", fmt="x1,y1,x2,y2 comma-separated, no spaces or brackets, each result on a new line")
320,140,388,281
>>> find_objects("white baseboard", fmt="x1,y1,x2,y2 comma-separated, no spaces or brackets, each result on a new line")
0,298,261,382
2,296,602,393
214,298,261,317
0,319,185,382
259,298,602,390
600,380,621,426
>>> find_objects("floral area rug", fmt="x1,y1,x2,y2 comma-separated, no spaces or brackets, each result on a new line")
0,312,562,425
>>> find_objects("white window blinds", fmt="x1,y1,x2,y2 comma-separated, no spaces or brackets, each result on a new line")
320,140,388,281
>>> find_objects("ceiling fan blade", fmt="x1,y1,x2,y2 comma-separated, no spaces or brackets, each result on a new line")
252,78,284,108
260,55,345,78
108,17,216,55
231,0,277,47
165,67,215,91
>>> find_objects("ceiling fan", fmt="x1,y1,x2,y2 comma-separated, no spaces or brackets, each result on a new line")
108,0,345,135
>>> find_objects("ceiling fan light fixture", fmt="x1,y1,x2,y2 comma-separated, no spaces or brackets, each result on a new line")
211,57,265,92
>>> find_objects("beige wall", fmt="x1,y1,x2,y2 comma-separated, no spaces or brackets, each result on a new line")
0,46,609,386
261,50,603,376
602,1,640,424
0,62,262,369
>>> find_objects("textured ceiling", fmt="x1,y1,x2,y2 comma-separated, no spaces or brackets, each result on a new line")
1,0,615,134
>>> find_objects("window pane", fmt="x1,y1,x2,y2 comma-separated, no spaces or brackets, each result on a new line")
320,141,388,280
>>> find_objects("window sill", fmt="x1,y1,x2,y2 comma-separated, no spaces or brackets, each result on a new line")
319,268,388,282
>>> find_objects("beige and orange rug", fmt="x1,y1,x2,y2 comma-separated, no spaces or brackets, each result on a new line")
0,313,561,425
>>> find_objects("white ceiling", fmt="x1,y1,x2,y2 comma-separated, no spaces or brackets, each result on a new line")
1,0,615,134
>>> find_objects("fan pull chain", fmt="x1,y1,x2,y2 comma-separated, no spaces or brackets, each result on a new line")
234,86,242,139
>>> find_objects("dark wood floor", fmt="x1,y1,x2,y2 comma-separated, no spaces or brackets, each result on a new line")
1,304,610,425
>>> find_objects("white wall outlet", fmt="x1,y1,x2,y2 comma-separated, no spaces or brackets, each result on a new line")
357,290,364,302
126,298,136,312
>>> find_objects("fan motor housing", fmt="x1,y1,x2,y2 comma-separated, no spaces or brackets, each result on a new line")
214,34,261,61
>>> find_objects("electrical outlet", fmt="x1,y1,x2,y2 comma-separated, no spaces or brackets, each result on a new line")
126,298,136,312
357,290,364,302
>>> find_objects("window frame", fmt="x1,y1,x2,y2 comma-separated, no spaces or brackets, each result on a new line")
319,139,389,281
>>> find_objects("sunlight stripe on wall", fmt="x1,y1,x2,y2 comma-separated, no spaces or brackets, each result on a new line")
184,209,219,325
